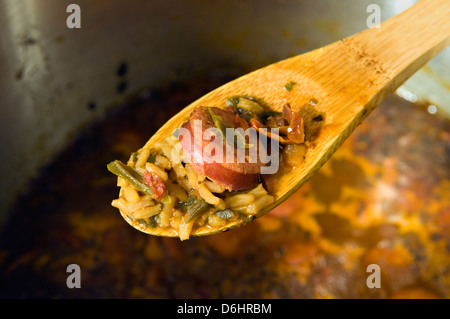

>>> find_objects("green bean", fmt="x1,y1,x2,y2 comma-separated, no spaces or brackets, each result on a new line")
178,196,210,222
185,198,210,222
176,196,196,210
136,217,157,228
107,160,153,197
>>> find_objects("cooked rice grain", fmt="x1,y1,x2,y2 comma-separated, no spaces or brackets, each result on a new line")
197,183,226,209
166,181,188,202
207,214,227,227
154,154,171,170
177,176,192,192
172,163,187,178
248,184,267,197
185,164,199,187
245,194,274,215
145,162,168,181
204,180,225,193
224,193,255,208
117,177,128,188
132,204,162,219
178,215,195,241
135,148,151,168
112,195,155,215
123,186,140,203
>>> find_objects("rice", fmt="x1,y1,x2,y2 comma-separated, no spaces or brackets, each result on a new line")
224,194,255,208
145,162,168,181
177,176,193,193
123,186,140,203
172,163,187,178
165,181,188,202
111,195,155,215
178,215,195,241
207,213,227,227
244,194,275,215
154,154,171,170
185,163,199,187
247,184,267,197
197,183,226,209
111,132,275,240
135,148,151,168
132,204,162,219
204,180,225,193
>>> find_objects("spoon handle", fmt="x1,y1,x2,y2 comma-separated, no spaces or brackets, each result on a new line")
350,0,450,90
275,0,450,128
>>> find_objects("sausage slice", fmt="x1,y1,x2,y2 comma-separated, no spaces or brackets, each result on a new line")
179,107,265,190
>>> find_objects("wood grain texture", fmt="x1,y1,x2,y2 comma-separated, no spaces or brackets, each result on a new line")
123,0,450,237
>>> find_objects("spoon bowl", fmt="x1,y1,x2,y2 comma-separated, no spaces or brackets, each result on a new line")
117,0,450,238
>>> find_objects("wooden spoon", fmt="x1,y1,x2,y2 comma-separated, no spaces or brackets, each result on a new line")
120,0,450,237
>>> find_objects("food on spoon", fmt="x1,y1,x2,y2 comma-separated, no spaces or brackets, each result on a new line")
108,96,306,240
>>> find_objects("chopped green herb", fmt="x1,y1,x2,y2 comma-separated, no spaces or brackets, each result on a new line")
208,107,228,139
238,97,263,115
136,217,157,228
226,96,241,108
172,127,180,139
226,95,257,108
226,95,263,118
284,81,297,92
260,110,282,124
215,209,234,220
208,107,252,149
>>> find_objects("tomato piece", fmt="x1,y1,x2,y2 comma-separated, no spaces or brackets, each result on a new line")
287,112,305,143
283,104,305,144
234,113,249,130
249,118,265,129
143,170,166,201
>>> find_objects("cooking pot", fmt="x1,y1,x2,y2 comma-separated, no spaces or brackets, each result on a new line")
0,0,448,298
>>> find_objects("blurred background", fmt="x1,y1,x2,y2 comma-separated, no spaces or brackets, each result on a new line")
0,0,448,298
